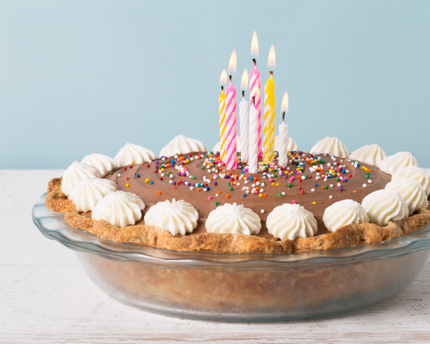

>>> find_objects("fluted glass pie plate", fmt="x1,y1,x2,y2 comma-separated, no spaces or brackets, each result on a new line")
33,193,430,321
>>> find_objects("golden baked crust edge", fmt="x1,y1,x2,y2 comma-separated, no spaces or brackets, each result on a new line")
45,177,430,254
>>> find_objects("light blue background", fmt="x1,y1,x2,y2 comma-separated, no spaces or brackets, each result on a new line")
1,0,429,169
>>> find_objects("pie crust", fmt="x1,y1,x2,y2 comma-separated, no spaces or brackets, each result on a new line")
46,177,430,254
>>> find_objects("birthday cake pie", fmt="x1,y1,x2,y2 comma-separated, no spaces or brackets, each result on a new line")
45,135,430,254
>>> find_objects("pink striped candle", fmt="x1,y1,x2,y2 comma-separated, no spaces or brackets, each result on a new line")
249,59,262,158
224,75,237,170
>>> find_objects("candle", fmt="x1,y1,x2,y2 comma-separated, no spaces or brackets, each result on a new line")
278,92,289,167
219,70,227,161
249,31,262,158
263,45,276,164
239,69,249,163
248,97,258,174
225,51,237,170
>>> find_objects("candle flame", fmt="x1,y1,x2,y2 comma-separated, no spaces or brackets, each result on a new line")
251,31,259,57
268,45,276,69
228,50,237,74
281,92,289,113
219,69,227,85
240,69,248,90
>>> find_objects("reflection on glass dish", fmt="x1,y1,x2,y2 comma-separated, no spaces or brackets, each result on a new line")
33,193,430,321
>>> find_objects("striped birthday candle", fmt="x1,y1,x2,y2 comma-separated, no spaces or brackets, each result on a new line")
219,86,226,160
249,59,262,158
263,71,275,164
224,76,237,170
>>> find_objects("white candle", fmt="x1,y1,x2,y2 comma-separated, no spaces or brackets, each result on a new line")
278,113,288,167
278,92,289,167
239,92,249,163
248,97,258,174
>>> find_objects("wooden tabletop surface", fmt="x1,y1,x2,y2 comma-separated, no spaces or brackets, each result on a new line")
1,169,430,344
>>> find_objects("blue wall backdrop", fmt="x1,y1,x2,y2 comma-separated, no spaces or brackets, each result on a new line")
1,0,430,168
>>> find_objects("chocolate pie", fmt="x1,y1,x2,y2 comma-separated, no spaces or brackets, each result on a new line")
45,142,430,254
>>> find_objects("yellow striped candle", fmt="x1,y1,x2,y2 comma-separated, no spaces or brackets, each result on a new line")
263,71,275,164
219,86,226,160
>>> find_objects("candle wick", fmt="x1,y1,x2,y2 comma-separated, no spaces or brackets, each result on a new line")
229,75,232,82
282,111,285,123
242,90,245,98
252,58,256,66
270,71,273,77
252,96,256,106
221,86,224,91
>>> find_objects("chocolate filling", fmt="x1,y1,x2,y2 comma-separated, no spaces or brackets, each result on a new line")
100,151,391,238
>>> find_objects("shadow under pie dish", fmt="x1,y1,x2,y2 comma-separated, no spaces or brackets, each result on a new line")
36,145,430,320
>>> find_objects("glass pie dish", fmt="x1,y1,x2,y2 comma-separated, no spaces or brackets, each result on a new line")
33,193,430,321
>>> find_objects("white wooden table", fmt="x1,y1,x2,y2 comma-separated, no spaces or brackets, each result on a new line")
1,170,430,344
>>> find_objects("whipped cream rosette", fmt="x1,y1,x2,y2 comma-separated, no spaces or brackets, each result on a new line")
92,191,145,227
385,179,428,215
323,200,369,232
267,203,317,240
144,199,199,236
62,161,101,196
81,153,118,176
310,137,349,158
160,135,206,157
379,152,418,175
392,166,430,196
361,189,409,226
69,178,117,212
206,203,261,235
114,143,156,167
349,144,386,167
